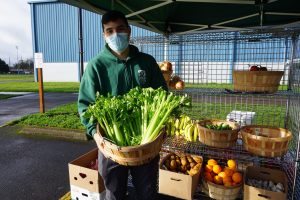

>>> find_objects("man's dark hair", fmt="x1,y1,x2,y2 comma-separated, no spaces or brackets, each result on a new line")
101,10,129,30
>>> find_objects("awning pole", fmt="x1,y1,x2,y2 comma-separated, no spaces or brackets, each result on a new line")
78,8,84,81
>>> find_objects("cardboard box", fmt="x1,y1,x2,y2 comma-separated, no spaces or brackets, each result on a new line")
226,110,255,126
70,185,106,200
244,166,287,200
158,153,202,200
69,148,105,199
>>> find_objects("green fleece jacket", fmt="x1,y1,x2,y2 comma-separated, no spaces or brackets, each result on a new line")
78,44,168,139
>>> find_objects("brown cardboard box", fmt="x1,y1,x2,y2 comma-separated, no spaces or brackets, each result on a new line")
69,148,105,199
158,153,202,200
244,166,287,200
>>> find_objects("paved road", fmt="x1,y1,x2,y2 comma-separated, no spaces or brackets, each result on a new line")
0,93,78,126
0,126,95,200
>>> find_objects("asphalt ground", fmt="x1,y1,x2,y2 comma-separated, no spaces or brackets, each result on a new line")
0,126,95,200
0,93,78,126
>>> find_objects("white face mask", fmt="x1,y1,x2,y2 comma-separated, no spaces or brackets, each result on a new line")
105,33,129,53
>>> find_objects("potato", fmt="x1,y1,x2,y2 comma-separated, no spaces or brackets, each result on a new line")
164,159,170,170
192,156,202,164
187,156,194,163
176,159,181,166
170,155,176,160
181,165,187,173
181,156,187,166
193,163,201,171
170,160,177,170
188,168,199,176
189,162,196,168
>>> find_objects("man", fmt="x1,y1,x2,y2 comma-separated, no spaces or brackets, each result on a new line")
78,10,167,200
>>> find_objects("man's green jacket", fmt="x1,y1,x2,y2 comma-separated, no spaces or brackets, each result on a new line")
78,44,168,139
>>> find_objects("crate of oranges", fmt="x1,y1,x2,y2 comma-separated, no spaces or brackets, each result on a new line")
202,158,243,200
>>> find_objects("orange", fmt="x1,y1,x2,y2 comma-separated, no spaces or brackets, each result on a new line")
213,175,223,185
218,171,227,179
207,159,218,166
232,172,243,184
212,165,222,174
224,181,233,187
205,164,213,173
224,167,234,177
227,159,237,170
223,176,233,184
204,172,213,182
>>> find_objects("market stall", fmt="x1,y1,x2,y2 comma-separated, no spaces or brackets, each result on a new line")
60,0,300,199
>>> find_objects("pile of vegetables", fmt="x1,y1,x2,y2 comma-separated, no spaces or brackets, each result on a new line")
205,123,233,130
162,153,202,176
83,87,190,146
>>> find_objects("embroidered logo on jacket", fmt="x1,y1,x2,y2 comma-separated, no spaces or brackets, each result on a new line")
138,70,146,85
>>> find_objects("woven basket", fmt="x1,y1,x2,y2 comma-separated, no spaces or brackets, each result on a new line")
202,178,242,200
161,70,173,84
95,124,165,166
241,125,292,157
197,120,240,148
232,71,284,93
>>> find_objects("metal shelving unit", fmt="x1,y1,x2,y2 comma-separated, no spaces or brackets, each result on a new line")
132,28,300,199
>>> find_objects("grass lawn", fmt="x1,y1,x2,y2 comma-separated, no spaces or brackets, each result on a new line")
0,94,19,100
13,99,286,130
13,102,85,130
0,82,79,93
0,74,34,81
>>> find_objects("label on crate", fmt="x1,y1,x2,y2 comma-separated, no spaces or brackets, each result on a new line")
70,185,105,200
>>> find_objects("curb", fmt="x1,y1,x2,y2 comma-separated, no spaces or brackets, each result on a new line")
20,126,88,141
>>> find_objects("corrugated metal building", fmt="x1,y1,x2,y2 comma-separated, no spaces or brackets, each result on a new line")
29,0,158,82
29,1,291,83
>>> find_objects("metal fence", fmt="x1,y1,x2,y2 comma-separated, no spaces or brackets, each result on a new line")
132,28,300,199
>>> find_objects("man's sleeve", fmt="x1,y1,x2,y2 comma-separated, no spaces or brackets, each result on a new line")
77,64,100,139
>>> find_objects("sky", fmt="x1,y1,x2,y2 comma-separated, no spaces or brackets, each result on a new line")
0,0,32,66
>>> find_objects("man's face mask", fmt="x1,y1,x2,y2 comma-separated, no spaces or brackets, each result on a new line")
105,33,129,53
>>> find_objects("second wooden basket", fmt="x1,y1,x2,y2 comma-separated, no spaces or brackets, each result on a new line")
95,124,165,166
241,125,292,157
197,120,240,148
232,71,284,93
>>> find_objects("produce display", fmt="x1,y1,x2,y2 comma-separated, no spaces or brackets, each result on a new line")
169,75,185,90
165,114,198,142
205,123,233,130
204,159,243,187
83,87,190,146
246,178,284,193
162,153,202,176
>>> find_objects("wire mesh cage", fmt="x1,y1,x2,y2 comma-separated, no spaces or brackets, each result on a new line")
131,28,300,199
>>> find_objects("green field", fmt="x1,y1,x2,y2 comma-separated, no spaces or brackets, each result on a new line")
0,74,34,81
12,102,85,130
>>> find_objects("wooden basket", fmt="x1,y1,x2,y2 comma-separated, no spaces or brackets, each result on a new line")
232,71,284,93
241,125,292,157
161,70,173,84
202,178,242,200
95,125,165,166
197,120,240,148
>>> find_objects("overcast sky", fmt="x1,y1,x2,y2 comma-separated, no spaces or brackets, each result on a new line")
0,0,32,65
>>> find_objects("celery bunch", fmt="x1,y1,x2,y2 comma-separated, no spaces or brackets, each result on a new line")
83,87,190,146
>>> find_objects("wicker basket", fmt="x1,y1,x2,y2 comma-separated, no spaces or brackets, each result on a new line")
161,70,173,84
232,71,284,93
202,178,242,200
197,120,240,148
241,125,292,157
95,124,165,166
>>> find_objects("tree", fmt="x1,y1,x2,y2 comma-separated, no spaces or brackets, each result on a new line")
14,59,34,73
0,58,9,73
